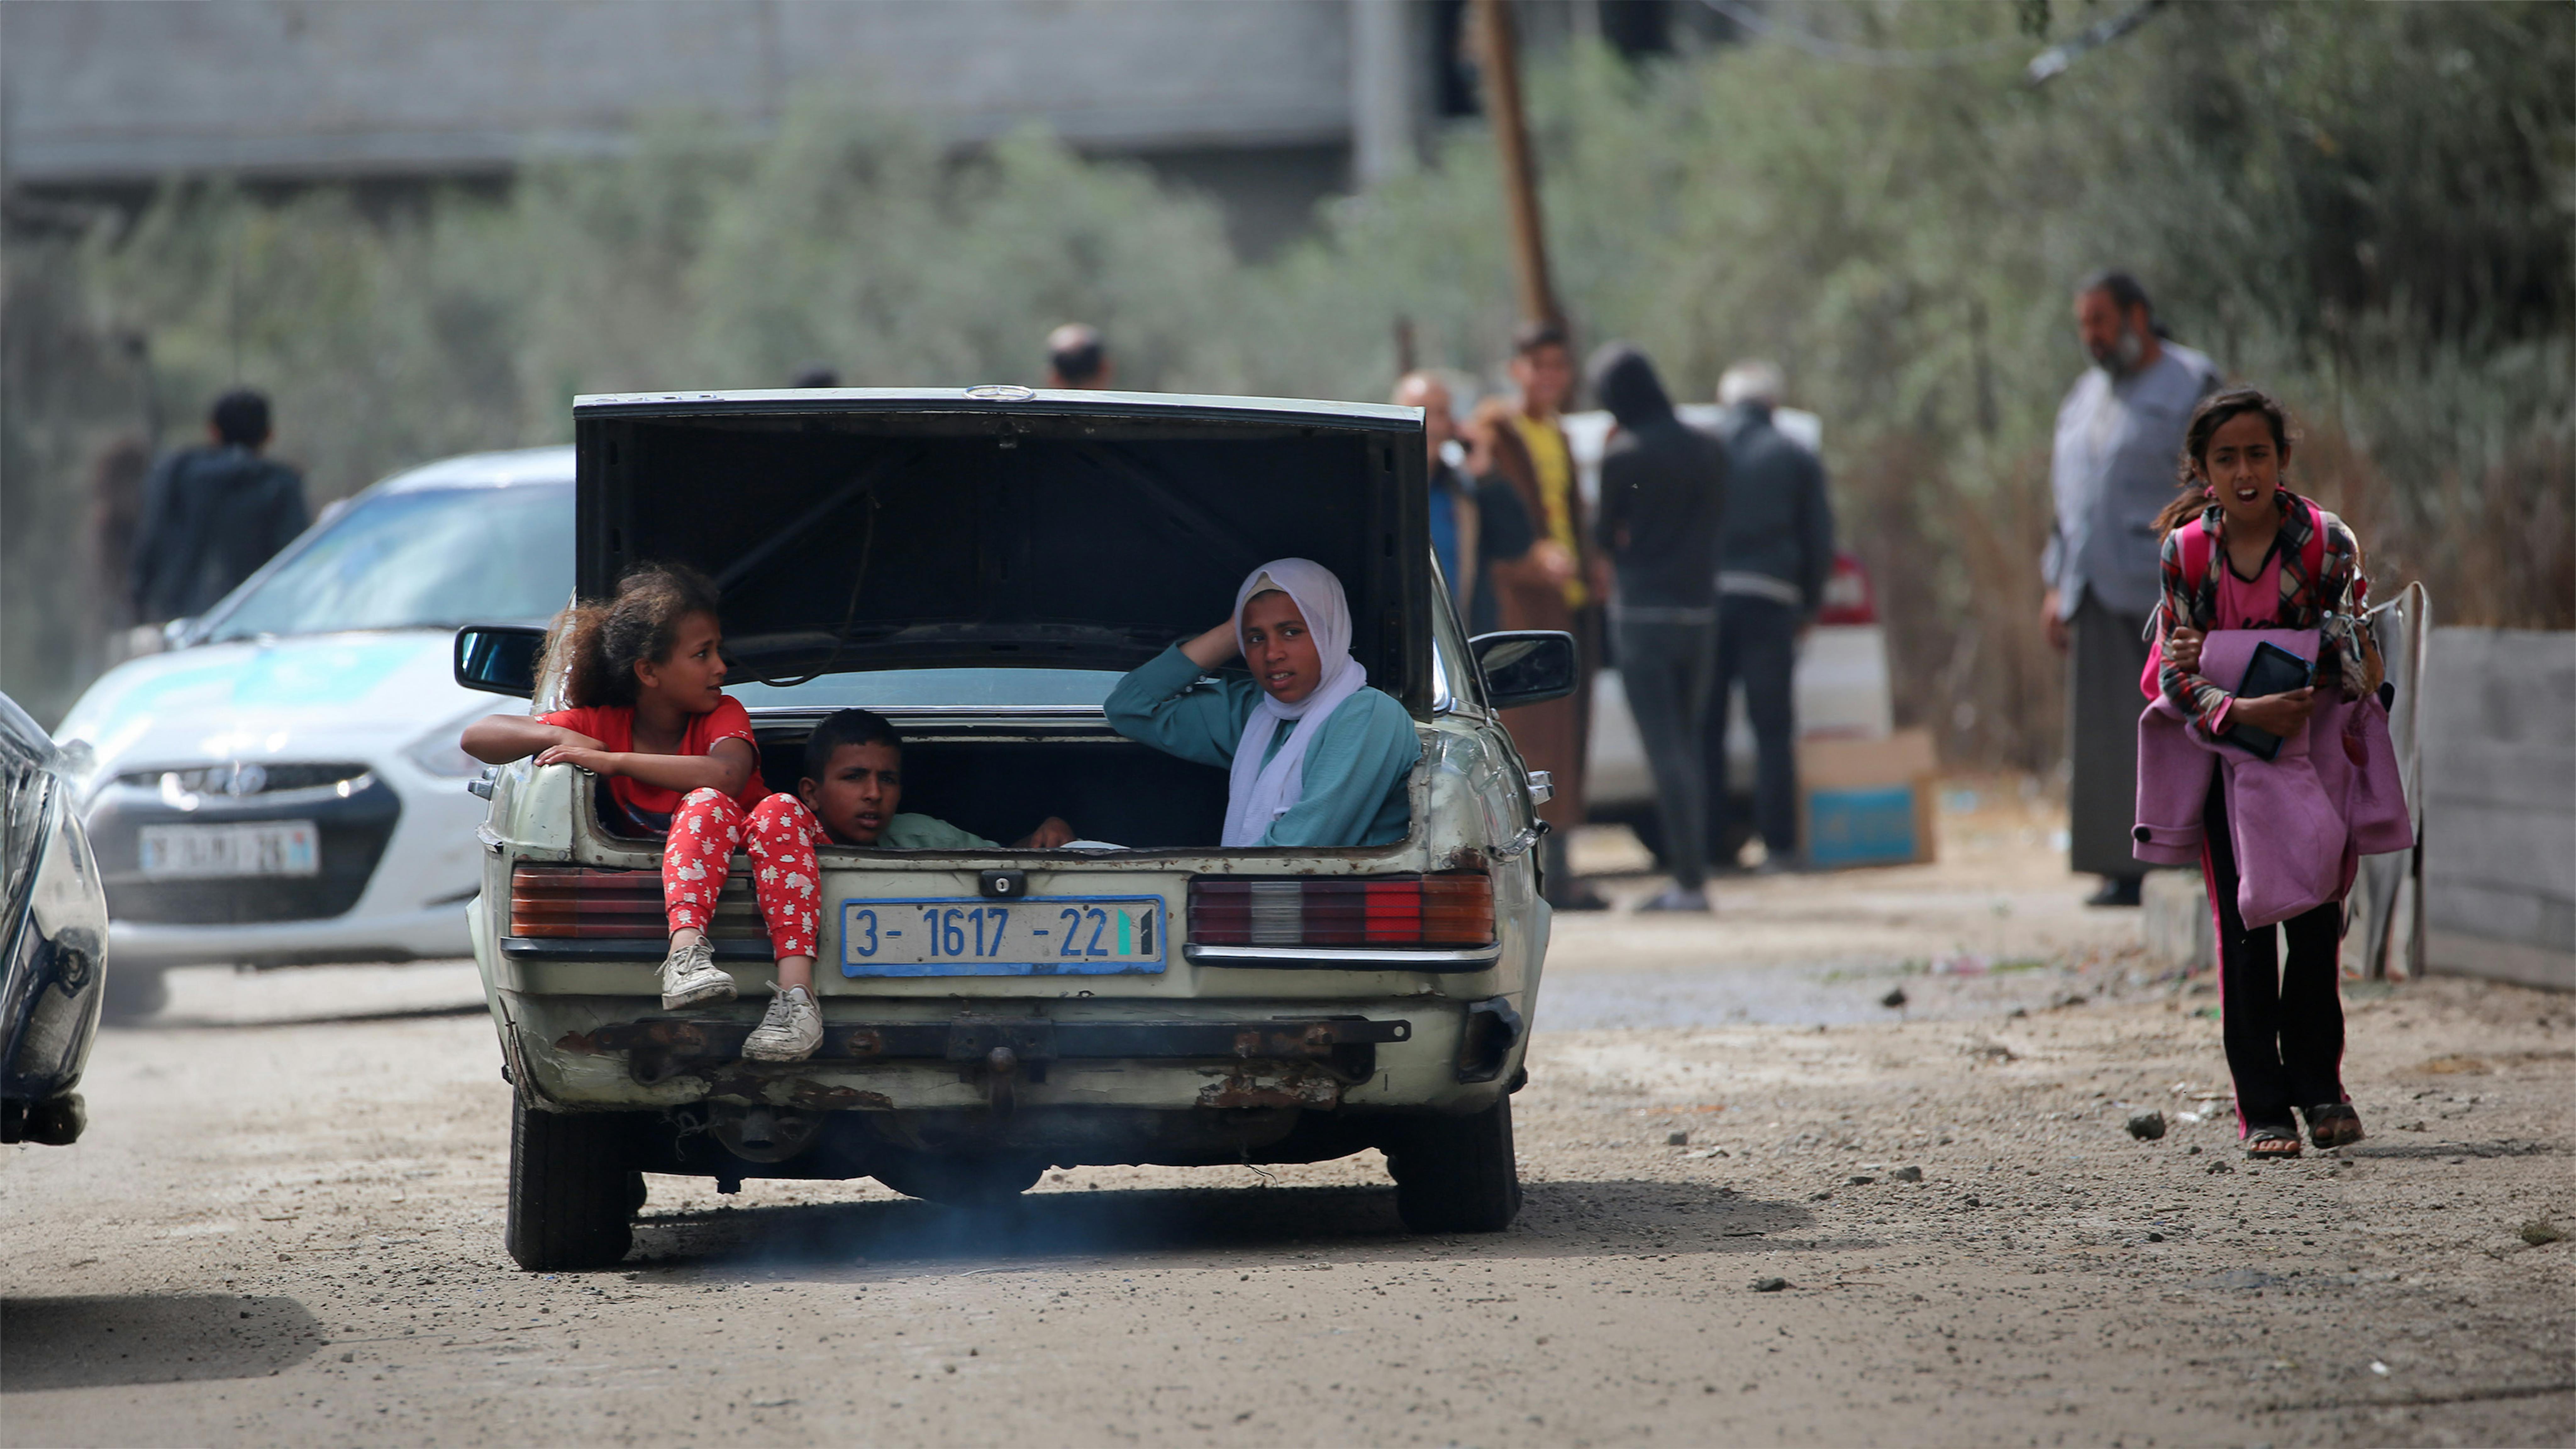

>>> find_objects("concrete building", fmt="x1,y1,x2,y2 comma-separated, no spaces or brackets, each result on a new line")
0,0,1701,256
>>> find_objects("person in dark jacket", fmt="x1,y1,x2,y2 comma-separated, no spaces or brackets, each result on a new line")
1705,361,1835,873
129,390,309,626
1591,343,1727,911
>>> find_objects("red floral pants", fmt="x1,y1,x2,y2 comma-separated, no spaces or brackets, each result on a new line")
663,790,825,959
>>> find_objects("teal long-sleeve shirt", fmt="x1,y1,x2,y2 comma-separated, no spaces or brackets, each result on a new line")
1103,645,1420,848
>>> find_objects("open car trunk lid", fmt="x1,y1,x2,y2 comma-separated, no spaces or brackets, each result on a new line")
574,388,1433,713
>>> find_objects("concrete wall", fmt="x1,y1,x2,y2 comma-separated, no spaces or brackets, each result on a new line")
2421,627,2576,991
1,1,1357,182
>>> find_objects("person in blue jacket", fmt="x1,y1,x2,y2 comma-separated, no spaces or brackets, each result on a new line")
1105,558,1419,848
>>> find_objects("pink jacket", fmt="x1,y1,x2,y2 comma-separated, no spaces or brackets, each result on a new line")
2134,629,2413,928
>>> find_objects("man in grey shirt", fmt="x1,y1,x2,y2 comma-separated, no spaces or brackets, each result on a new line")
2043,272,2220,906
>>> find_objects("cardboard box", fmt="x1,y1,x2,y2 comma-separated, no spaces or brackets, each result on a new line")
1798,728,1937,869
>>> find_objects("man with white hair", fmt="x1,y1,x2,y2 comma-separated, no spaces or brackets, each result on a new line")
1704,360,1835,872
1045,323,1112,389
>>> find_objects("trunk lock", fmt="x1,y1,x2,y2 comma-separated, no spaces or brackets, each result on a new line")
978,870,1027,900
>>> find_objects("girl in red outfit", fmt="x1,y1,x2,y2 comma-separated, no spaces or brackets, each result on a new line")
460,565,826,1062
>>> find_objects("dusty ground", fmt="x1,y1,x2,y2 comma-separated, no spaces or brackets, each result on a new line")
5,794,2571,1447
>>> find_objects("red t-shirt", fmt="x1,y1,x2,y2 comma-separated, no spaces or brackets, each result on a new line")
538,696,767,830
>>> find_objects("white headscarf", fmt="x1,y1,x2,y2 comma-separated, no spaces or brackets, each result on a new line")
1221,558,1369,847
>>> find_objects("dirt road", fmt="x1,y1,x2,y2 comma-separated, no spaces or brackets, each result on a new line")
5,816,2570,1447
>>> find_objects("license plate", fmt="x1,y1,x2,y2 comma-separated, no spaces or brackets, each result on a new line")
137,821,320,879
840,896,1166,977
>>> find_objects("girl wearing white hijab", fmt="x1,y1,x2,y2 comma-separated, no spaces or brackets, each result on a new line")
1105,558,1421,848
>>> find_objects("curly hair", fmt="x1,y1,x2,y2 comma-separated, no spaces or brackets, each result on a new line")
541,563,722,708
2153,386,2297,538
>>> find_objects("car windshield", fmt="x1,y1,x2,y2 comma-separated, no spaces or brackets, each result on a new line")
729,668,1124,711
207,483,574,641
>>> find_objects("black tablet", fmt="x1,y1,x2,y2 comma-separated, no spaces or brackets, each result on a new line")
2219,641,2315,760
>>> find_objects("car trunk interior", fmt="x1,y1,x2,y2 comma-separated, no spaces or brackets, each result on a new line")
577,396,1431,713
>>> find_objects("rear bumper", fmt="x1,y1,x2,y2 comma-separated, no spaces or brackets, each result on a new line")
496,990,1516,1120
559,1014,1411,1065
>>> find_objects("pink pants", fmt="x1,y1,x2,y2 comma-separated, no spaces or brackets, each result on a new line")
664,790,825,959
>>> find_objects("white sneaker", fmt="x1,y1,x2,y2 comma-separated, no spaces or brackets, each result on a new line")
658,936,736,1010
742,984,823,1062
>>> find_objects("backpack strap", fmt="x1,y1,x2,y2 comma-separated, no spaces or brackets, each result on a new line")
2141,516,2215,702
2177,514,2216,597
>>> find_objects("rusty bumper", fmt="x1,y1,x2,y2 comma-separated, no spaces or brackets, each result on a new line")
554,1015,1409,1072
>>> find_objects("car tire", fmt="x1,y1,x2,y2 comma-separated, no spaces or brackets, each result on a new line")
870,1151,1046,1210
1386,1097,1523,1234
505,1096,636,1271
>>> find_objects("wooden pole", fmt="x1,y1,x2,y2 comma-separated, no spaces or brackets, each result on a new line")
1473,0,1561,330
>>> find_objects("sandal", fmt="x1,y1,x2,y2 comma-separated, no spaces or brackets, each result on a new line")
2245,1125,2303,1160
2306,1102,2366,1149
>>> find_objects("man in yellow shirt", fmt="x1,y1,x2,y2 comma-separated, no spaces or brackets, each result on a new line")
1508,327,1591,612
1485,322,1609,911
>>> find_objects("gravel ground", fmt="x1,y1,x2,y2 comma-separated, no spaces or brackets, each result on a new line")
4,808,2569,1447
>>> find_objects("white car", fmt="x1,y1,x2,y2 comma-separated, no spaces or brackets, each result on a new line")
54,446,573,1011
1561,407,1896,864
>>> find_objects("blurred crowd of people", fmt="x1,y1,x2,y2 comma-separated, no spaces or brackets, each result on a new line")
1391,325,1836,913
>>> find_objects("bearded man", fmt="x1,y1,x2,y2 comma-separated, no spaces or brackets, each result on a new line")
2043,271,2221,906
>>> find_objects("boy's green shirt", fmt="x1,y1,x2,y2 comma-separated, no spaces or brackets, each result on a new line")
869,813,999,851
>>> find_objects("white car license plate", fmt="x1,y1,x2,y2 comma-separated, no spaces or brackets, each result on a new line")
137,821,320,879
841,896,1165,977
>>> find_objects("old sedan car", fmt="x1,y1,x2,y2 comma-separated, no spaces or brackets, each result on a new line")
54,447,572,1014
2,691,108,1147
458,387,1572,1269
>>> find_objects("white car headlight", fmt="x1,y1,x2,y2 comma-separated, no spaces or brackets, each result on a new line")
405,705,517,779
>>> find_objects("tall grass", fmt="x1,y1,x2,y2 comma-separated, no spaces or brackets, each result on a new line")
6,0,2567,754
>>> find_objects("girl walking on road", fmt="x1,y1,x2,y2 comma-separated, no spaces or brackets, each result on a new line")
2141,388,2392,1161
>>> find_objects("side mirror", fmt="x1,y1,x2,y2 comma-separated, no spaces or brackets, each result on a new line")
454,625,546,698
1470,630,1578,711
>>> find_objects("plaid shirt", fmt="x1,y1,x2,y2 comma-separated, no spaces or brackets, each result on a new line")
2155,490,2372,731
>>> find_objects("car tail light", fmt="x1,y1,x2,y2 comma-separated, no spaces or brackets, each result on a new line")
1814,550,1878,626
1188,874,1494,948
508,863,663,938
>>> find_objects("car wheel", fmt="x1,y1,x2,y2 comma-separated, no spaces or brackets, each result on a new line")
99,966,168,1022
1386,1097,1523,1234
505,1096,637,1271
870,1151,1046,1210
